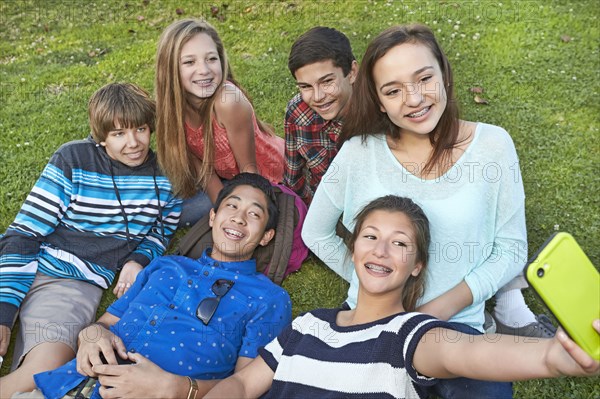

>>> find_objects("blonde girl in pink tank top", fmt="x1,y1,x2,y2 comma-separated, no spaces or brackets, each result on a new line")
155,19,284,225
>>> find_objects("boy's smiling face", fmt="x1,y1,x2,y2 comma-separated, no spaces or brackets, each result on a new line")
100,122,151,167
294,59,357,121
209,185,275,263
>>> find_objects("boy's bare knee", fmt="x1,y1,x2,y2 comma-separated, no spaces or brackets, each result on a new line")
21,341,75,370
0,342,75,399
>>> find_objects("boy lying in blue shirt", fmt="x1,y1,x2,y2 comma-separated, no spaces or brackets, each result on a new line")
17,173,292,399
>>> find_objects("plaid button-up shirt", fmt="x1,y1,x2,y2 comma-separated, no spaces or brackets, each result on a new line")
283,94,342,205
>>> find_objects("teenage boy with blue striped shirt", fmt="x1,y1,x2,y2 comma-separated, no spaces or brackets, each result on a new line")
0,83,181,396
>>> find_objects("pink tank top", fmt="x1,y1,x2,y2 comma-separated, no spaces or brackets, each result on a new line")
185,85,284,183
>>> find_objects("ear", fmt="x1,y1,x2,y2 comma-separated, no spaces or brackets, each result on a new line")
411,262,423,277
208,208,216,228
258,229,275,247
379,102,387,113
99,141,107,147
348,60,359,85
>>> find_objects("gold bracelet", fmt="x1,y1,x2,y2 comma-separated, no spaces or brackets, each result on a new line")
186,376,199,399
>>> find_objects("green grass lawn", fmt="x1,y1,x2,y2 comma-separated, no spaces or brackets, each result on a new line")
1,0,599,397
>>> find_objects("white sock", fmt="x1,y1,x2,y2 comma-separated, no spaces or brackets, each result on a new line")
493,289,536,327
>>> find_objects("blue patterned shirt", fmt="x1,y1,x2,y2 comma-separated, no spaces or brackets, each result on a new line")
34,251,292,399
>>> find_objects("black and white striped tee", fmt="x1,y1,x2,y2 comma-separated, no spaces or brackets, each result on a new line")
259,308,450,399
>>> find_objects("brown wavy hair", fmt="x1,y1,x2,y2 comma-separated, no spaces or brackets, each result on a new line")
88,83,155,143
155,18,273,198
348,195,430,312
339,24,460,176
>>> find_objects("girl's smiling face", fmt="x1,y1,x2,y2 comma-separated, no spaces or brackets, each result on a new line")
373,42,447,137
352,209,423,298
179,33,224,99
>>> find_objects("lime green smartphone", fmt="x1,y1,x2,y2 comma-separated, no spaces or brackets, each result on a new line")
525,232,599,360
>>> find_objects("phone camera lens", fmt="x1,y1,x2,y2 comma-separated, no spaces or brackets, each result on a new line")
536,268,544,278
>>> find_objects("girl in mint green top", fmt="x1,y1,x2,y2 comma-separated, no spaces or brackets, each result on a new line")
302,24,543,398
303,124,526,331
303,24,538,341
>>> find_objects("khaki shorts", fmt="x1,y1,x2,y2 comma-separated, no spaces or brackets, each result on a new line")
12,272,103,370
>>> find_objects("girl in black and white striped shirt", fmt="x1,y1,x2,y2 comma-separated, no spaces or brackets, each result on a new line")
204,195,599,399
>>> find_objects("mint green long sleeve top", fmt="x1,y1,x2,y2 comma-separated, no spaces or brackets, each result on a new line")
301,123,528,331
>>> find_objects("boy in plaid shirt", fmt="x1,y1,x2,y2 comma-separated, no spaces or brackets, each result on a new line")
283,27,357,205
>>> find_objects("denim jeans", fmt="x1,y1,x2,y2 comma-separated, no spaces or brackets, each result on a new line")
426,322,513,399
178,190,213,227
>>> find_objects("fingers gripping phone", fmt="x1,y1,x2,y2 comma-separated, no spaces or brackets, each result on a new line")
525,232,600,360
99,350,135,365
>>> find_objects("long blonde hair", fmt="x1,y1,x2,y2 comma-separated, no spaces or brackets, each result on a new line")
155,18,232,198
